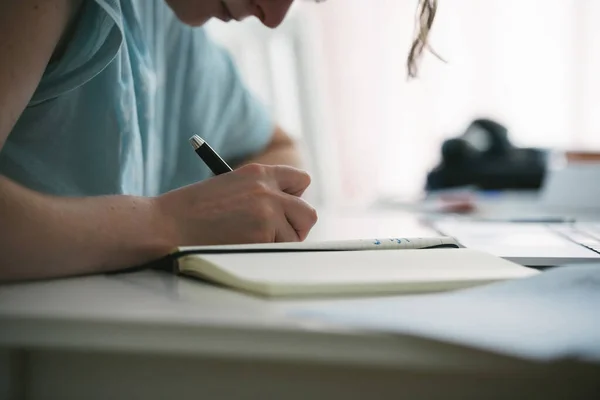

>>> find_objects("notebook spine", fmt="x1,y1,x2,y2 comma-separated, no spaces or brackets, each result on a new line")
168,244,459,255
108,242,460,276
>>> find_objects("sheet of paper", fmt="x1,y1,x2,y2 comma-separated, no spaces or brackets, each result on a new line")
284,265,600,362
193,248,533,286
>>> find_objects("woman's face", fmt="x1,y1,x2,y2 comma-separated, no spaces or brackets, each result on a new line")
165,0,295,28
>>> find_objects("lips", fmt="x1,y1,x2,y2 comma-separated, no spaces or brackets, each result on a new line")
220,1,234,21
217,0,233,22
254,4,265,23
219,1,262,23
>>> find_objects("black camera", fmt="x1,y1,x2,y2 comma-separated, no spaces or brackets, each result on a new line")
426,118,548,191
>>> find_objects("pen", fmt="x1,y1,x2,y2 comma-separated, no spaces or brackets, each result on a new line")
189,134,233,175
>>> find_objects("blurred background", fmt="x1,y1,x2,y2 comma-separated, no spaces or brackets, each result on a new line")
205,0,600,209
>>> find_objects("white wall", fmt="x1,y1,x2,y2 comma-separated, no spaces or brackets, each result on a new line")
207,0,600,206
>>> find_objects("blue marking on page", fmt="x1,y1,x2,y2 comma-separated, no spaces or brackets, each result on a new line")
373,239,381,245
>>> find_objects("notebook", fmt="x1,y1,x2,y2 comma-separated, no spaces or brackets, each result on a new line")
160,237,539,298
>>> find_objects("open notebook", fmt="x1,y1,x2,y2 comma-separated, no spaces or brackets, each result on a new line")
157,237,539,298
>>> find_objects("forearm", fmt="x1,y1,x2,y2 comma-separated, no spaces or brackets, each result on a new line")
237,126,303,169
241,142,302,168
0,176,174,282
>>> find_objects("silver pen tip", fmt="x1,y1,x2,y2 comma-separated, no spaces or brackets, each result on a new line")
189,135,205,150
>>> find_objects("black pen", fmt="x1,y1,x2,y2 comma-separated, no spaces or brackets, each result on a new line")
189,134,233,175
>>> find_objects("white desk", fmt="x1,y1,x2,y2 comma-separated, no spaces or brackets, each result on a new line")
306,209,439,240
1,211,599,399
375,190,600,221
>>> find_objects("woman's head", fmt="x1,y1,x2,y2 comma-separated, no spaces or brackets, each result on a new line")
165,0,437,78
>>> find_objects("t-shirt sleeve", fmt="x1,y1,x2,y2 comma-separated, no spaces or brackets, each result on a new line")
30,0,123,105
157,20,274,191
185,33,275,163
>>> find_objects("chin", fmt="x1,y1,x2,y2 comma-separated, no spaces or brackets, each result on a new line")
165,0,212,26
177,14,211,26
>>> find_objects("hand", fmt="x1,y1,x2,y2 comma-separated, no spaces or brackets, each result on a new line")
154,164,318,245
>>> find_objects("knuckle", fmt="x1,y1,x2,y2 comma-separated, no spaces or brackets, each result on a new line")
290,169,312,192
307,205,318,225
240,163,268,177
250,180,273,197
288,166,310,181
300,170,312,186
253,201,276,220
249,205,276,243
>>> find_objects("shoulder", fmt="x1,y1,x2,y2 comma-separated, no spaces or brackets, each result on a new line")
0,0,85,141
30,0,126,104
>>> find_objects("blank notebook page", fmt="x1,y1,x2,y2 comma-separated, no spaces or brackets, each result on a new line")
185,248,536,286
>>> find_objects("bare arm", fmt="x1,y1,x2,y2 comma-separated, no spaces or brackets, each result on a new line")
0,0,78,146
236,126,304,169
0,176,174,281
0,0,173,281
0,1,317,282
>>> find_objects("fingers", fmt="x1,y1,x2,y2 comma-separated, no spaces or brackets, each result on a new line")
279,193,318,241
269,165,312,196
232,164,317,243
275,217,301,242
236,164,312,197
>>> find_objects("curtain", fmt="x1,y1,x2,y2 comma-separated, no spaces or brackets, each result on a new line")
308,0,600,204
207,0,600,206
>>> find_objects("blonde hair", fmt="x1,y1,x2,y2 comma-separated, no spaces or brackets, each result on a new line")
407,0,441,78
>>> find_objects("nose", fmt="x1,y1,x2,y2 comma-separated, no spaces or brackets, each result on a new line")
256,0,294,28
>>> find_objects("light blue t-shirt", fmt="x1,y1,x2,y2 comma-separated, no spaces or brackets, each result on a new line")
0,0,273,196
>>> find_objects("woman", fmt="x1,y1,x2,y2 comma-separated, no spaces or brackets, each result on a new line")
0,0,436,282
